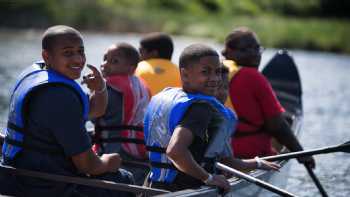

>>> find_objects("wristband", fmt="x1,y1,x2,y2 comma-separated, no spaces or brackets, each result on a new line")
255,156,262,169
203,173,213,185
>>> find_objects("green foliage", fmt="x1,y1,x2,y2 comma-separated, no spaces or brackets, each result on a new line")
0,0,349,53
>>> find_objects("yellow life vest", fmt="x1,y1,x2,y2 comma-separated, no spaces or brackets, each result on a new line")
135,58,181,96
222,60,241,111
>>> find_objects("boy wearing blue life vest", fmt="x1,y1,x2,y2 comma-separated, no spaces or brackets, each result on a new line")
92,43,150,185
143,44,280,193
0,25,134,197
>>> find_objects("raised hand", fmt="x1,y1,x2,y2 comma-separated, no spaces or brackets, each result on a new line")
81,64,106,93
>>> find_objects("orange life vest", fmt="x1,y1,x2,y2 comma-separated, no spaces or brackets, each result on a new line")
135,58,181,96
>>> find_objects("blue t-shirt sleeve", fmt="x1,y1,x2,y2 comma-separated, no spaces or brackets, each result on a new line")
29,85,91,156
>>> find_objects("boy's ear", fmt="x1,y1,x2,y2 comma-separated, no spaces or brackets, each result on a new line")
130,66,137,74
42,50,50,63
180,67,188,82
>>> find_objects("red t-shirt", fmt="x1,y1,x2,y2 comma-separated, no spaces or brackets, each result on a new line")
229,67,284,158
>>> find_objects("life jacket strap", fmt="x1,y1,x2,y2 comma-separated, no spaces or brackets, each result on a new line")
95,137,145,144
4,137,63,154
146,146,166,153
95,125,143,132
150,161,176,170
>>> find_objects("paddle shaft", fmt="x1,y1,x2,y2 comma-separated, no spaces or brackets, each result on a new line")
0,164,169,195
261,142,350,161
215,162,297,197
304,164,329,197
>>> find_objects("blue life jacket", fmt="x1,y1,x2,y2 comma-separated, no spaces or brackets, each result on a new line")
2,61,89,163
144,88,237,183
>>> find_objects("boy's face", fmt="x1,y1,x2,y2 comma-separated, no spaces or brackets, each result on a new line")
42,34,85,80
101,47,135,77
181,56,221,96
216,69,229,103
222,33,262,67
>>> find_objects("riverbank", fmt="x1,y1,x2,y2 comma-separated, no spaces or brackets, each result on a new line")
1,1,350,54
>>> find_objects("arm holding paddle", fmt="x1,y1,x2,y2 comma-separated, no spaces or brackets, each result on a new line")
265,114,315,168
167,127,231,192
82,64,108,119
220,156,280,172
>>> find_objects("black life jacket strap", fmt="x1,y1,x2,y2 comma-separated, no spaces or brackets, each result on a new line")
6,122,63,154
146,146,166,153
95,125,143,132
4,137,63,154
150,161,176,170
95,137,145,144
7,122,25,133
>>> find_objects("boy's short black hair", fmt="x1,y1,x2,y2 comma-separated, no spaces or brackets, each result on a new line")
116,43,140,66
42,25,82,51
225,26,256,49
140,32,173,59
179,44,218,69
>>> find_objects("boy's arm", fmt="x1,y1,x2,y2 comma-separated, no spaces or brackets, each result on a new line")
265,114,316,168
72,149,121,175
81,64,108,118
167,126,230,192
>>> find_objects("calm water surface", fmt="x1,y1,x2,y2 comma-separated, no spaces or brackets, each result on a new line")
0,29,349,197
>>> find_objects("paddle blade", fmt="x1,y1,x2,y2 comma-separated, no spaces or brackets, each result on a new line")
340,141,350,153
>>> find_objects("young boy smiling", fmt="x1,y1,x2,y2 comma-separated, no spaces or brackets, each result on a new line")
143,44,280,193
0,25,134,197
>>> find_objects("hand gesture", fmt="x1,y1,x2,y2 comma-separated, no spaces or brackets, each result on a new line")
81,64,106,93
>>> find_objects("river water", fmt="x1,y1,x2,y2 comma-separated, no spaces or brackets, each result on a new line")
0,29,349,197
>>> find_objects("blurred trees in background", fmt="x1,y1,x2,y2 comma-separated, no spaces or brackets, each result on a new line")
1,0,349,29
0,0,349,53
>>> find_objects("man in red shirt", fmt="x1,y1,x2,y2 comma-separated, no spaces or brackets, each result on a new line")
222,27,315,168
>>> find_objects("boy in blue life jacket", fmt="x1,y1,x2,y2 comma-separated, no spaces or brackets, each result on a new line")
0,25,134,197
143,44,280,193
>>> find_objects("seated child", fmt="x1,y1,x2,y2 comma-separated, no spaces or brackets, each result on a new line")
93,43,150,185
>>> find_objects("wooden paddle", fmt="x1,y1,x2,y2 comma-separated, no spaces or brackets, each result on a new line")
215,162,297,197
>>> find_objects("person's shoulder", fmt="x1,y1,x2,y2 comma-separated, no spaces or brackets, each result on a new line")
189,101,216,113
136,60,153,74
35,84,83,103
145,58,178,67
239,67,266,81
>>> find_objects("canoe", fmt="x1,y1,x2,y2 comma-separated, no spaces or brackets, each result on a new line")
154,50,303,197
0,50,302,196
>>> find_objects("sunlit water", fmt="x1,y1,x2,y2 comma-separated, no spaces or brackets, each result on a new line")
0,29,349,197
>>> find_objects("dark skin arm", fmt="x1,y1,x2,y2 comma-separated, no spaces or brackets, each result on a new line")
72,149,122,176
166,126,230,192
264,114,316,168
